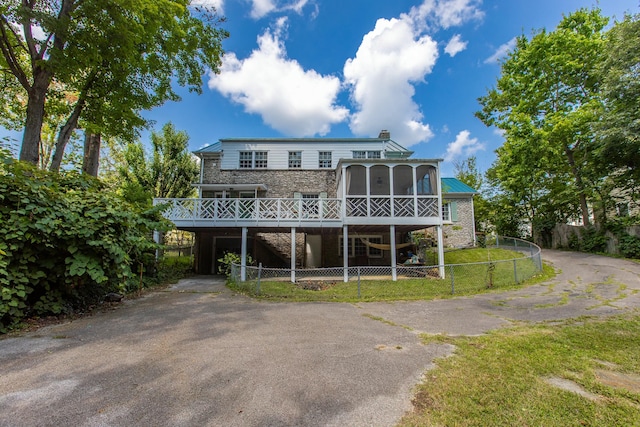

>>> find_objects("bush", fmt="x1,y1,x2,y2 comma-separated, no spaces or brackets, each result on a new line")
217,252,253,277
580,226,607,253
619,234,640,259
0,161,170,332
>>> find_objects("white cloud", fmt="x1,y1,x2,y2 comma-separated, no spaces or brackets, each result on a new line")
444,34,467,57
249,0,312,19
407,0,484,32
190,0,224,14
208,19,349,137
484,37,516,64
444,130,485,161
344,16,438,146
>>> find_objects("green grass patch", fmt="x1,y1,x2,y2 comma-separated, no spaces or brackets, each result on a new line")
399,313,640,427
229,249,554,302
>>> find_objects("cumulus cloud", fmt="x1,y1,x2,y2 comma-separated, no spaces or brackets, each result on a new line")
344,0,483,146
444,34,467,57
249,0,312,19
344,17,438,146
484,37,516,64
444,130,485,161
208,18,349,137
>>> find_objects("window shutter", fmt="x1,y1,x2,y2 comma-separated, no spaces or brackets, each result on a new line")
293,192,302,199
450,201,458,222
319,192,327,198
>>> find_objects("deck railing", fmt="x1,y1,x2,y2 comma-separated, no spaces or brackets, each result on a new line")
155,196,440,224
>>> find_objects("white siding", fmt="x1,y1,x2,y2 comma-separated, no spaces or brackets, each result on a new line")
219,141,387,170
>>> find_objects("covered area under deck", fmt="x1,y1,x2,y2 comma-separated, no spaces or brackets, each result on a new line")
187,223,445,282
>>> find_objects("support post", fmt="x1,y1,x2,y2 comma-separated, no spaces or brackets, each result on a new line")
437,225,445,279
241,227,248,282
343,225,349,282
291,227,296,283
390,224,397,281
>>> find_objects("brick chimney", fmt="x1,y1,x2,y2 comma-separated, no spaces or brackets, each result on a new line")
378,129,390,139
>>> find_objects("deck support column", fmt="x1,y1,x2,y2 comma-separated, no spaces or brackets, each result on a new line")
390,224,397,281
241,226,248,282
291,227,296,283
343,225,349,282
437,225,445,278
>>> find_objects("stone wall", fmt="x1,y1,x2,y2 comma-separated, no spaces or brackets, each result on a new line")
202,159,337,197
442,197,475,248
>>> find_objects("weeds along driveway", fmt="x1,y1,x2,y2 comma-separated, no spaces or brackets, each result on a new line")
1,250,639,427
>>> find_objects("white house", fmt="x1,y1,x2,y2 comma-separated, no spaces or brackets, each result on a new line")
155,131,452,281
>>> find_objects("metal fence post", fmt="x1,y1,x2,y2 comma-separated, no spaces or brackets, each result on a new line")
256,263,262,295
450,265,455,294
357,267,361,298
513,259,518,284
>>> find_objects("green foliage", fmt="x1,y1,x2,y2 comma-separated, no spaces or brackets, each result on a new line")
580,226,608,253
217,252,254,277
119,122,199,200
595,14,640,193
618,234,640,259
477,8,608,228
0,161,170,332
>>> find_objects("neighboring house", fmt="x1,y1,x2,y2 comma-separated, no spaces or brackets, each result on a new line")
156,131,473,281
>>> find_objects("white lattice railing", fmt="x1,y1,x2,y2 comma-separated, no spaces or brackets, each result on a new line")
345,196,439,218
154,196,440,224
155,198,343,223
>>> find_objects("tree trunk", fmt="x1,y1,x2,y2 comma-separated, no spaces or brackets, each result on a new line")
19,71,51,164
82,133,101,177
50,97,86,172
564,145,591,227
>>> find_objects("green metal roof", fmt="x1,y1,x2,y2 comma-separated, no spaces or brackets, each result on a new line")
442,177,477,194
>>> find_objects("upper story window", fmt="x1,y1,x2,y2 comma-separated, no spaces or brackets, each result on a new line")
319,151,332,169
352,151,381,159
239,151,268,169
288,151,302,169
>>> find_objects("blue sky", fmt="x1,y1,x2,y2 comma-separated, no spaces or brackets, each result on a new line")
4,0,639,178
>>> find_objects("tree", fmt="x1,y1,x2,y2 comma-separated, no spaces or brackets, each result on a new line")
454,156,490,233
119,123,199,202
0,0,227,167
594,14,640,194
477,9,608,228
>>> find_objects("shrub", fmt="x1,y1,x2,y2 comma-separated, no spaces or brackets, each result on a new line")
217,252,253,277
619,234,640,259
580,226,607,253
0,161,170,332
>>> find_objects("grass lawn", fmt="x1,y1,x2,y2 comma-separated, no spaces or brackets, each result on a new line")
229,248,551,302
399,313,640,426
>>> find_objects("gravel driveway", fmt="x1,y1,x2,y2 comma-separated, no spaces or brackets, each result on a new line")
1,249,638,426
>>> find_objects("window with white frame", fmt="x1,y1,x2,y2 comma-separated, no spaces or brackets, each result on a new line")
319,151,332,168
442,202,451,222
352,150,381,159
339,236,383,258
288,151,302,169
239,151,268,169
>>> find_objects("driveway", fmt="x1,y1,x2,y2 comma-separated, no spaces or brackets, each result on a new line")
1,250,639,427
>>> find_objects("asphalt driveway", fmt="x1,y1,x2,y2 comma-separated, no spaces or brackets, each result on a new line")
1,250,639,427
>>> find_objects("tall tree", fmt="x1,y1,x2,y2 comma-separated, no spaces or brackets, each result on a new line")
454,156,490,233
477,9,608,228
0,0,227,167
119,123,199,201
595,14,640,194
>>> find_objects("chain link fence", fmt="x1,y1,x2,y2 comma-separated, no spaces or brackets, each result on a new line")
229,236,543,299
